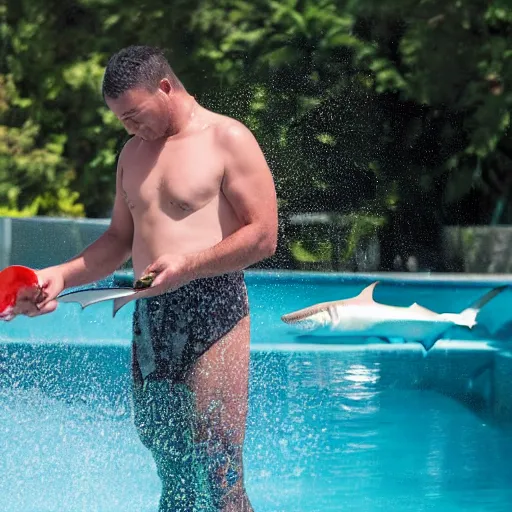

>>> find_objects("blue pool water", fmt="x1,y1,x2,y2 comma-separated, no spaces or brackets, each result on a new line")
1,271,512,511
3,270,512,346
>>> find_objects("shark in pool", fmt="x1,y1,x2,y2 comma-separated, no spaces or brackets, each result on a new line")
281,281,508,351
1,266,507,350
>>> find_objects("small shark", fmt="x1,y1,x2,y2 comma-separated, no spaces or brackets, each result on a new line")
57,272,156,316
57,287,137,315
281,281,508,351
0,265,153,320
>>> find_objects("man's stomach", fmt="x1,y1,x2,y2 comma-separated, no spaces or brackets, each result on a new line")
130,213,241,278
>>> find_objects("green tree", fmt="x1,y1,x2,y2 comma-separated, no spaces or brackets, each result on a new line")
1,0,511,270
1,0,203,217
191,0,512,267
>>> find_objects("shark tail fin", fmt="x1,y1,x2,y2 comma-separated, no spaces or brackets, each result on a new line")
420,285,508,353
466,285,508,310
455,285,508,327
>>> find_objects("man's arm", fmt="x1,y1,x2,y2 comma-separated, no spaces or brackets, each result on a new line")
144,120,277,290
37,143,134,294
16,148,135,316
56,159,134,289
185,120,278,279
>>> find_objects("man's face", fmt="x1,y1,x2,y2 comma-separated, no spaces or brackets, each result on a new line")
106,84,171,141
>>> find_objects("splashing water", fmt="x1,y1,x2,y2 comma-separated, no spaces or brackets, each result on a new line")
1,342,512,512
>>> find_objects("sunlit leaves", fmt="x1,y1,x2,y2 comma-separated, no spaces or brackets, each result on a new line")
0,121,83,216
1,0,511,227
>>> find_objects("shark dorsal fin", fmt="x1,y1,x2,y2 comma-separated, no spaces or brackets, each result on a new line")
409,302,431,313
408,302,438,319
356,281,379,301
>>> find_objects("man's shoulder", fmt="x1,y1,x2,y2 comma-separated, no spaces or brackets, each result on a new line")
117,136,141,165
120,135,141,154
211,114,256,149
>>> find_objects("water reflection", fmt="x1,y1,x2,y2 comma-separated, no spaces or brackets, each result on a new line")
247,351,512,511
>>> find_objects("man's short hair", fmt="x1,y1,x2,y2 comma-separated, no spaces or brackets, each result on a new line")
102,45,184,99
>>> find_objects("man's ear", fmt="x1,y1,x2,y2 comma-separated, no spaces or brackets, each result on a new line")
159,78,172,95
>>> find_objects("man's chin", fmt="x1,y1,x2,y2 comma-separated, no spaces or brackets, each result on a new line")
140,133,162,142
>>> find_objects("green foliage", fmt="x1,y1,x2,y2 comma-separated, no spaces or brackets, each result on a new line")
341,213,385,262
1,0,198,217
1,0,511,240
193,0,512,227
349,0,512,221
290,240,332,263
0,83,84,216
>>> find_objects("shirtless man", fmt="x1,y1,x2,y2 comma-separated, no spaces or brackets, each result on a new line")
15,45,278,511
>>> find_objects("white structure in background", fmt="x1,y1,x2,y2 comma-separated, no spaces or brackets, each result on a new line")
0,217,12,268
0,216,110,270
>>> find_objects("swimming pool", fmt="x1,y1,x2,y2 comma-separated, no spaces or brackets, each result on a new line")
1,271,512,511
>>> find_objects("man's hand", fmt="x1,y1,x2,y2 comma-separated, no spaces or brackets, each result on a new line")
36,267,66,314
12,267,65,317
132,254,194,299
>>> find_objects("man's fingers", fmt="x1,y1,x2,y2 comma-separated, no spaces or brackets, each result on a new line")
16,285,43,302
145,257,167,274
12,288,58,317
31,300,58,316
142,264,154,275
14,299,57,317
37,294,55,310
151,271,167,287
12,299,40,317
35,283,62,308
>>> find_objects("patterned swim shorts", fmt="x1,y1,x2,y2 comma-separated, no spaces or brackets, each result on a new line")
131,271,249,383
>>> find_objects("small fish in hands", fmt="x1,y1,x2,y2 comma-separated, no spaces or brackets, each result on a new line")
133,272,157,289
0,265,159,321
55,269,160,317
0,265,43,321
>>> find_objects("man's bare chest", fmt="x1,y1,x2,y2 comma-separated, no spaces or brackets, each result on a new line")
121,140,224,216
